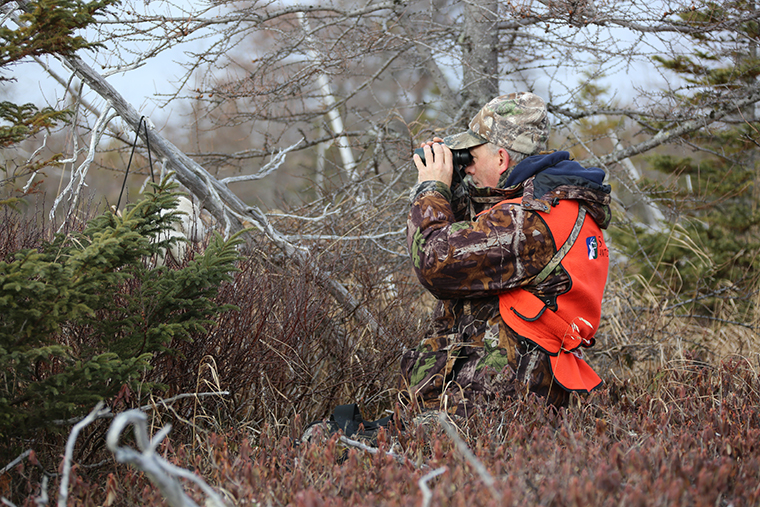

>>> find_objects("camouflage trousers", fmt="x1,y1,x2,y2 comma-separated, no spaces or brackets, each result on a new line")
399,333,570,418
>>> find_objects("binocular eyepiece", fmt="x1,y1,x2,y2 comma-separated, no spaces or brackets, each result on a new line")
413,143,473,169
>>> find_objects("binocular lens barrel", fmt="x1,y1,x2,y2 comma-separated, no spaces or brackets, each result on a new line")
414,144,473,169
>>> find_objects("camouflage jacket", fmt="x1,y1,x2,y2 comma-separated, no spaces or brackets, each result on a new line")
400,151,611,417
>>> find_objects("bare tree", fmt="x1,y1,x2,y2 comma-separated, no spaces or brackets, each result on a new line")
63,0,759,192
4,0,760,374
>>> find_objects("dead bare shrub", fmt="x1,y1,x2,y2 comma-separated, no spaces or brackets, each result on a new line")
147,231,426,439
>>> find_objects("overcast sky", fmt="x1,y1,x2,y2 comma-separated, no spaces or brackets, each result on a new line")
5,1,674,136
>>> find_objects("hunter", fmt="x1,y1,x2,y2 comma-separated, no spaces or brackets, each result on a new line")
401,92,612,417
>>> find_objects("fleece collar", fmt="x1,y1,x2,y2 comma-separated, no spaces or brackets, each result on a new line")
503,151,608,193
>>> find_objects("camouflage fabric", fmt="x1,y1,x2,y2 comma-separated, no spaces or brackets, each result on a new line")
400,152,611,418
444,92,550,155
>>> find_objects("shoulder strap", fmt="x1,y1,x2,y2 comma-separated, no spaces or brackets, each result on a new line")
534,205,587,284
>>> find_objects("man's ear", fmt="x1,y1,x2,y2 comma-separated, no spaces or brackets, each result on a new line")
497,148,511,175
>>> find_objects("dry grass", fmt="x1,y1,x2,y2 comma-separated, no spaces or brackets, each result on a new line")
593,273,760,383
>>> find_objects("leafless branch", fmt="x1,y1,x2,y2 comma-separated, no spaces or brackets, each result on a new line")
58,402,111,507
52,391,231,426
583,87,760,168
106,409,227,507
49,103,117,227
0,450,31,477
419,466,447,507
284,227,404,243
268,205,342,222
437,412,501,501
219,139,303,185
337,435,425,469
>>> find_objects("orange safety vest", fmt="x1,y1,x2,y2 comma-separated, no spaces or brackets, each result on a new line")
491,198,609,393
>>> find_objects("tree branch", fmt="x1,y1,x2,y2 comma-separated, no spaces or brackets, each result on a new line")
58,402,111,507
53,46,391,346
106,409,227,507
581,87,760,168
419,467,447,507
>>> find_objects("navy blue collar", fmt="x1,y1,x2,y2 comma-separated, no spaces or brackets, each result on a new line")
504,151,607,189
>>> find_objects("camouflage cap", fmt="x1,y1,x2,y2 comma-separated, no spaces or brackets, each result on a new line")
444,92,550,155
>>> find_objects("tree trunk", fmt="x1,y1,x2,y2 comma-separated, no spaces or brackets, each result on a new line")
460,0,499,121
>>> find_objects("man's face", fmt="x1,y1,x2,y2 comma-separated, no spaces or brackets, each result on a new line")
464,143,509,188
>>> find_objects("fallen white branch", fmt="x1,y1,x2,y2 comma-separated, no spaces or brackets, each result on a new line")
58,402,111,507
0,450,31,476
338,435,425,469
419,466,447,507
106,409,227,507
0,450,49,506
36,475,50,506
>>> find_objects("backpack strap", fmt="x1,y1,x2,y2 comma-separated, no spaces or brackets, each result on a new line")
533,205,587,284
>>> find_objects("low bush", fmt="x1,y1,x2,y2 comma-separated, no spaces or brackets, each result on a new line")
2,181,760,507
0,178,241,444
6,359,759,506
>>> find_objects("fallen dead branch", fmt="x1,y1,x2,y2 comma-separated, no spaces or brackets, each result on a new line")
106,409,227,507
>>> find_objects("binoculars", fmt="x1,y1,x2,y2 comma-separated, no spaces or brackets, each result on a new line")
413,143,473,187
413,143,473,169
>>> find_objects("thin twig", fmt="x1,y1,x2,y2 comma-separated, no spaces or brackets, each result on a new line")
284,228,404,242
219,139,303,185
338,435,426,469
267,204,341,222
50,104,118,228
52,391,230,426
0,450,31,479
419,466,447,507
437,412,501,501
58,402,111,507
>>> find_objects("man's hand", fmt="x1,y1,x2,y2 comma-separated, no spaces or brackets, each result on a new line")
413,137,453,187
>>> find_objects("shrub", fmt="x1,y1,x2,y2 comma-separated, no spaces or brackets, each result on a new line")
0,178,241,442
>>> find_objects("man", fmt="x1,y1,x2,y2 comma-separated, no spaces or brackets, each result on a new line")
400,92,612,417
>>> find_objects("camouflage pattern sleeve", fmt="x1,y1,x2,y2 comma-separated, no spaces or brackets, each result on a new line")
410,180,452,204
407,188,555,300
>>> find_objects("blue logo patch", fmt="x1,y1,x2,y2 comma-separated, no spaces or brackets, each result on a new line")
586,236,598,260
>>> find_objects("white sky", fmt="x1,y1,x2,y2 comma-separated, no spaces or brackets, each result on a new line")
4,1,679,134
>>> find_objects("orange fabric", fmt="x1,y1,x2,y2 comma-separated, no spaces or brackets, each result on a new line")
494,198,608,392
